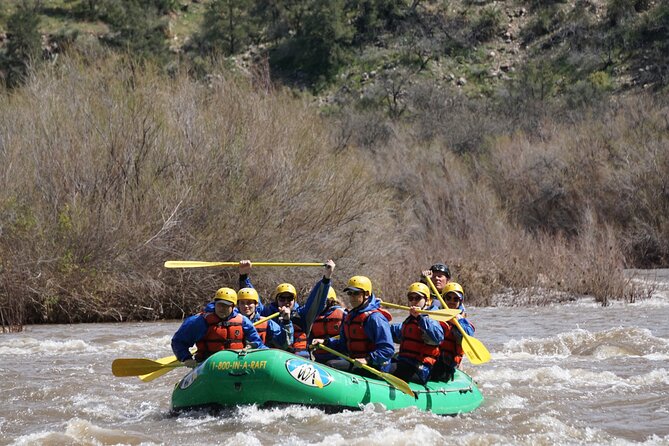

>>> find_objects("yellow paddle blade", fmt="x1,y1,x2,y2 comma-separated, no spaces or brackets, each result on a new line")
423,276,491,365
316,344,415,398
112,358,184,377
452,319,491,365
164,261,325,268
139,355,179,382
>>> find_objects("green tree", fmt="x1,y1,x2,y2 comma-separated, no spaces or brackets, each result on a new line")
101,0,169,64
198,0,255,56
271,0,354,86
1,1,42,88
351,0,406,43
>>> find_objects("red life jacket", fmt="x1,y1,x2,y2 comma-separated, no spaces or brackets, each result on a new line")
254,318,268,343
399,316,440,366
311,307,346,361
343,308,392,359
289,317,308,354
438,320,465,366
194,313,245,361
311,307,345,339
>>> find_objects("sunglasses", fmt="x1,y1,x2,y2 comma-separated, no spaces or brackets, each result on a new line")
444,293,462,302
346,290,363,297
276,294,294,301
407,293,425,302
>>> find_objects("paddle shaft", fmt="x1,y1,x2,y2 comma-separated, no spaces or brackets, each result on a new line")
165,261,325,268
316,344,415,397
254,312,280,326
381,301,460,320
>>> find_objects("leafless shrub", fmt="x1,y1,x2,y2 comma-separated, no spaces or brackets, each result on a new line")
2,51,666,323
408,83,503,154
330,108,394,151
0,53,399,323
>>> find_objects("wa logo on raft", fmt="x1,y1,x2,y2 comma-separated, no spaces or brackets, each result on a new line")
285,358,332,388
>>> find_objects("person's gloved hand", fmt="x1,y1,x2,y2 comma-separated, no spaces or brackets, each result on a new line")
183,358,198,368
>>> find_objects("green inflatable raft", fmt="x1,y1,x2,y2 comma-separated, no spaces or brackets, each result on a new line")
171,349,483,415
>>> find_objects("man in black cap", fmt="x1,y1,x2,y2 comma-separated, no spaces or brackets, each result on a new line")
421,263,451,310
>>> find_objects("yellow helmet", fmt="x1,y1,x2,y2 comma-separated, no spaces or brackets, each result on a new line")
343,276,372,295
274,283,297,299
407,282,430,299
327,286,338,302
237,287,259,303
214,287,237,306
442,282,464,300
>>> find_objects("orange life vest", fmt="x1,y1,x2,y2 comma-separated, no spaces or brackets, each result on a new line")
438,320,465,367
311,307,345,339
254,318,268,343
343,308,392,359
195,313,245,361
288,316,308,355
399,316,440,366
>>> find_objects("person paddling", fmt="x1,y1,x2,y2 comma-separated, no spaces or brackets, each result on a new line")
310,287,347,364
240,259,335,358
421,263,452,310
431,282,475,381
313,275,394,376
389,282,444,384
171,288,267,368
237,287,294,349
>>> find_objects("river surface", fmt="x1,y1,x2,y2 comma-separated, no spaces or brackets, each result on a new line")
2,274,669,445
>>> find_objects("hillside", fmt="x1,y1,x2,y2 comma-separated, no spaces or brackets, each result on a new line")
1,0,667,97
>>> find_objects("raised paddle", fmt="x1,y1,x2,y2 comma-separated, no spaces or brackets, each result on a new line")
424,276,491,365
380,301,461,322
130,312,282,381
316,344,416,398
165,261,325,268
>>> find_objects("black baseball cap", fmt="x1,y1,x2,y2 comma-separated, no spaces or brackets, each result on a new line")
430,263,451,278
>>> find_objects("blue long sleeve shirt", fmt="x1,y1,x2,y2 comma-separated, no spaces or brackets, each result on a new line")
171,308,267,362
327,295,395,372
295,278,330,337
450,316,475,338
390,314,445,345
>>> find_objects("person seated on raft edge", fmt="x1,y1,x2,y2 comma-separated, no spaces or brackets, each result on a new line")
388,282,444,384
310,286,347,364
421,262,452,310
312,275,395,378
170,287,268,368
239,259,335,359
431,282,476,382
